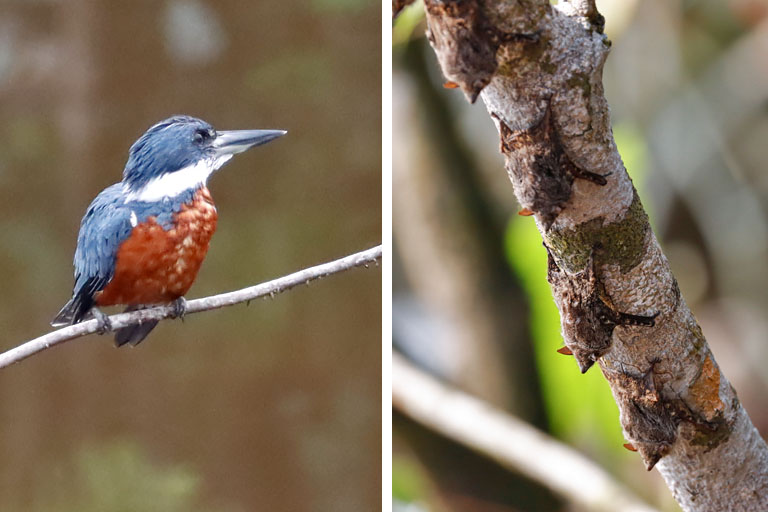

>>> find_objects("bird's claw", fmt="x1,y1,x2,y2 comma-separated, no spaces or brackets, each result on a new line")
92,308,113,335
171,297,187,320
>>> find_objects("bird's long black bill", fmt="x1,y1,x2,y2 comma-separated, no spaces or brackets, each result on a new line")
213,129,287,156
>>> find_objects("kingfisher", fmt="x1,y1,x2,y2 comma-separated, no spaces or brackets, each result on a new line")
51,115,286,346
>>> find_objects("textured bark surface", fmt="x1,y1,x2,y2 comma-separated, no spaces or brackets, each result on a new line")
415,0,768,509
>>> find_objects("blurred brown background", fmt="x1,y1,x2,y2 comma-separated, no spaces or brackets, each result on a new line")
0,1,381,511
393,0,768,510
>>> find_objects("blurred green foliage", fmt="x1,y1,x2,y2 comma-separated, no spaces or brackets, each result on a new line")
392,1,424,47
392,454,429,503
30,441,237,512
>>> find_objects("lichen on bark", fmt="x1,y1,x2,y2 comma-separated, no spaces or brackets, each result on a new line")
544,191,649,274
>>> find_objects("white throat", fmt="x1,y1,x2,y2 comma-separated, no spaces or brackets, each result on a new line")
124,155,232,202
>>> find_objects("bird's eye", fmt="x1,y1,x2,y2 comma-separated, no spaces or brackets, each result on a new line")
194,129,209,144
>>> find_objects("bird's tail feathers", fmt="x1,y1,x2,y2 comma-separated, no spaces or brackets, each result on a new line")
114,305,159,347
50,299,77,327
51,277,105,328
50,294,93,327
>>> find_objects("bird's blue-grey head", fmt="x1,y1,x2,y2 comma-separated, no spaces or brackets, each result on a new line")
122,115,285,202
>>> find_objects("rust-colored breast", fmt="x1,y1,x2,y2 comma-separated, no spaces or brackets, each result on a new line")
96,188,218,306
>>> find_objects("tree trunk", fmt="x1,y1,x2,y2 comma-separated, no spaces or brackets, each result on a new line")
405,0,768,509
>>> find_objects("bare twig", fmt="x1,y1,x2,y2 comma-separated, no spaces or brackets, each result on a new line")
393,353,659,512
1,245,382,369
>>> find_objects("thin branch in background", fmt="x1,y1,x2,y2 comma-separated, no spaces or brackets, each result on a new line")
392,353,659,512
0,245,382,370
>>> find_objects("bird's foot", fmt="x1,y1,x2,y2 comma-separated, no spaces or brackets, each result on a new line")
171,297,188,321
92,307,113,334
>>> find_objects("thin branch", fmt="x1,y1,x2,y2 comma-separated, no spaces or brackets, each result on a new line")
1,245,381,369
393,353,660,512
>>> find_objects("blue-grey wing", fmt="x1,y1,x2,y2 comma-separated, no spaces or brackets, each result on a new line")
52,184,134,326
73,184,134,294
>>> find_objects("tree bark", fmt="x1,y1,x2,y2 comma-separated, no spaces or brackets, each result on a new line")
404,0,768,509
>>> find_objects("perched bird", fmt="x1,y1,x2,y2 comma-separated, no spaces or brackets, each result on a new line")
52,115,286,345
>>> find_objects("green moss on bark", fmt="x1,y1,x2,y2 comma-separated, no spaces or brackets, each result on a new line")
544,190,649,273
